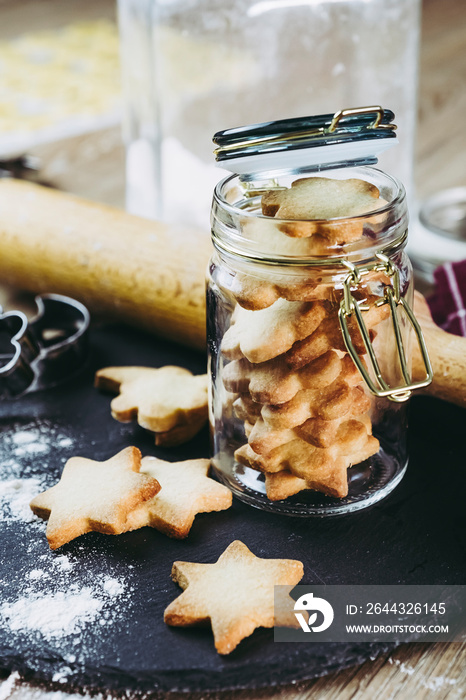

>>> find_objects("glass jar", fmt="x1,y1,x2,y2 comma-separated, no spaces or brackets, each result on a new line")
117,0,420,227
207,165,431,516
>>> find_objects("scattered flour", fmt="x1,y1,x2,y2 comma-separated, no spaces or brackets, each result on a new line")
9,429,54,457
425,675,458,690
52,667,74,684
0,421,135,693
0,479,43,523
0,556,132,693
1,589,104,639
388,657,458,691
102,578,124,596
0,670,125,699
1,421,76,472
12,431,38,445
54,555,73,571
13,441,51,457
0,420,76,524
397,661,415,676
0,552,128,644
27,569,47,580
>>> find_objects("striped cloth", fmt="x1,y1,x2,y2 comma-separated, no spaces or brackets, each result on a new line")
428,260,466,337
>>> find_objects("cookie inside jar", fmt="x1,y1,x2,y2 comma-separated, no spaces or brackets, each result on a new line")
208,166,413,516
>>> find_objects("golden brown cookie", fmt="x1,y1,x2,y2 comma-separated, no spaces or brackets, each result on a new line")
261,176,386,241
229,272,336,311
222,350,342,405
232,361,364,427
235,434,380,498
296,414,372,449
235,442,349,497
263,434,381,501
284,301,390,370
248,414,372,454
264,471,307,501
164,540,304,654
95,365,208,446
221,298,329,363
259,375,370,430
153,414,208,448
29,447,160,550
126,457,232,538
229,270,390,312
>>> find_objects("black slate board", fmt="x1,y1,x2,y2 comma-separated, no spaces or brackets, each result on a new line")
0,324,465,695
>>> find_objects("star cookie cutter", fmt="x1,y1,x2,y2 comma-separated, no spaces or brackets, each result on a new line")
0,294,90,399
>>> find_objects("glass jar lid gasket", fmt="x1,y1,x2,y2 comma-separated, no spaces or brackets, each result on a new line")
213,106,398,177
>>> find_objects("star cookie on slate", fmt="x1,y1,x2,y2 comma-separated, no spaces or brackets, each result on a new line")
95,365,208,447
126,457,232,538
30,446,160,550
164,540,304,654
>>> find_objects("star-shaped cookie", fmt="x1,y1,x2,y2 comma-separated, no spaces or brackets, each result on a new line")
221,299,328,363
126,457,232,538
30,446,160,550
261,176,386,241
95,365,208,446
223,350,341,405
164,540,304,654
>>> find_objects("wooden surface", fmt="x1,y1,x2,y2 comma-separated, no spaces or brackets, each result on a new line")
415,0,466,199
0,0,465,698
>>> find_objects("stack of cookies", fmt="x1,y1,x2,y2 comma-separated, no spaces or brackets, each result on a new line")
220,176,390,501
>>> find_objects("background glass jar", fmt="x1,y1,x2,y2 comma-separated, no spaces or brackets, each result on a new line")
207,166,423,516
117,0,420,227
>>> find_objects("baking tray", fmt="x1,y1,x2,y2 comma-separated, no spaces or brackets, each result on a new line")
0,323,464,694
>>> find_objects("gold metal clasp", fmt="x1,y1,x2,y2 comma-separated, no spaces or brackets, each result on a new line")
328,106,397,133
338,254,433,403
241,179,288,198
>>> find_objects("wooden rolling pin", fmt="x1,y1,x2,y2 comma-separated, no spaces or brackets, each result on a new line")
413,291,466,407
0,179,210,350
0,179,465,407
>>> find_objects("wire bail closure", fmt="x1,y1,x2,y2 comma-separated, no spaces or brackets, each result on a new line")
338,253,433,403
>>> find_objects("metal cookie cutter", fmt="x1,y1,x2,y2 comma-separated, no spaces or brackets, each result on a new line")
0,294,90,399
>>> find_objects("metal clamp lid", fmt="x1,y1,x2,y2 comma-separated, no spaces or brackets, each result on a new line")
338,254,433,402
213,106,398,179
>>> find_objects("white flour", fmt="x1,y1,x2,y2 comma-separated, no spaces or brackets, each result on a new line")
0,478,43,523
388,657,458,690
2,589,104,639
0,419,76,524
0,554,135,693
0,670,132,699
0,542,127,642
0,420,136,692
1,422,75,463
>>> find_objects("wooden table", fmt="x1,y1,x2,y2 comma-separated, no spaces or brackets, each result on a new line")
0,0,465,697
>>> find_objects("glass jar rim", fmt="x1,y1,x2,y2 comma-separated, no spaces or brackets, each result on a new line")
213,166,405,225
211,166,408,267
